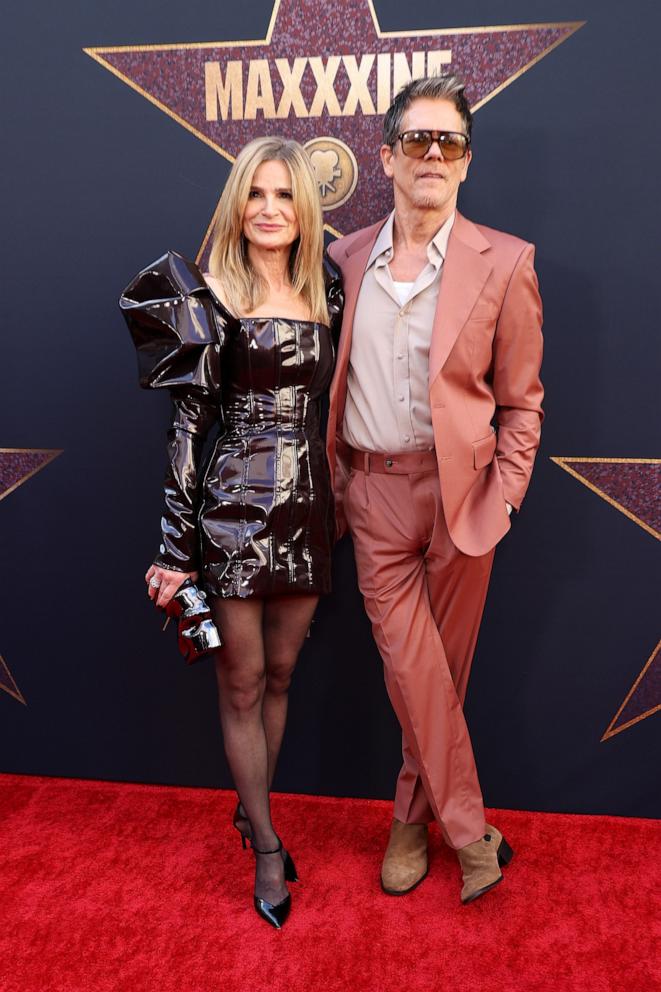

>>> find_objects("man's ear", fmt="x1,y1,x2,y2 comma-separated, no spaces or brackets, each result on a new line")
380,143,394,179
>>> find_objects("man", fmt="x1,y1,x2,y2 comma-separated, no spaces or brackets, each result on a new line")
327,74,543,904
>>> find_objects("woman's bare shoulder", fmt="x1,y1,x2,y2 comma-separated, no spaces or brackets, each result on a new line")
202,273,235,316
203,272,225,299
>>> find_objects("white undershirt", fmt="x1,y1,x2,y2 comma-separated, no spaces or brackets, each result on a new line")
391,280,415,305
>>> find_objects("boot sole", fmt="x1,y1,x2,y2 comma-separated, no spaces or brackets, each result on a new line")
461,874,503,905
381,867,429,896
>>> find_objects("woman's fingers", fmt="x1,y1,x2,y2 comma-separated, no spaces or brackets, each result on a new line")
146,564,167,602
156,575,183,610
145,566,196,607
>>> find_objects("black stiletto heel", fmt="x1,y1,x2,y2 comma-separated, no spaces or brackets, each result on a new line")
251,839,292,930
232,801,251,850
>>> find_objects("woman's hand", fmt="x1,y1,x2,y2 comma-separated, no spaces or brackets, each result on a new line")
145,564,198,609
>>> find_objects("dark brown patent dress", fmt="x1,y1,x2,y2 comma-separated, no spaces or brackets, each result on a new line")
120,251,343,598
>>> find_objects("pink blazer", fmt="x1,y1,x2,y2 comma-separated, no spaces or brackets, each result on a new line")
326,211,544,556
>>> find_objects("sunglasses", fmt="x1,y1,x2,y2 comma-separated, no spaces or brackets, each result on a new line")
397,130,470,161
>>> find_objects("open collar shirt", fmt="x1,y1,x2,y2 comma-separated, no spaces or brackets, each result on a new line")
342,210,455,453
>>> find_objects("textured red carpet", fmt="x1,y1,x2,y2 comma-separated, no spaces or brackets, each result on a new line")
0,774,658,992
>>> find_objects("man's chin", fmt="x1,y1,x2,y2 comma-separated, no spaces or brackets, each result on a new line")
412,193,448,210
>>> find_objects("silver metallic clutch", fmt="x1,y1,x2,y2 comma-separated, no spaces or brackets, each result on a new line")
164,578,223,664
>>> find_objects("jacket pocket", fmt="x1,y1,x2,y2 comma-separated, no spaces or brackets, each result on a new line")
472,431,497,470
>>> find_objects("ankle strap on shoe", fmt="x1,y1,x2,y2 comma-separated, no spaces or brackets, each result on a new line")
250,839,282,855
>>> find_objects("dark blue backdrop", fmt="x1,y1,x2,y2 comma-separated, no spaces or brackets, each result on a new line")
1,0,658,818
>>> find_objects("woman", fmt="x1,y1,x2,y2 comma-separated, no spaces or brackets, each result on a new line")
120,137,342,929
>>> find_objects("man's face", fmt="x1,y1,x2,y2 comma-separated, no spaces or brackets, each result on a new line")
380,97,472,214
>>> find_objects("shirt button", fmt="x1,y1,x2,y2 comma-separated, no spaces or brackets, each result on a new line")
398,395,405,402
397,354,404,360
404,435,410,443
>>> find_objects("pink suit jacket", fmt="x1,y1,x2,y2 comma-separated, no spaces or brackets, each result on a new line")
326,211,544,556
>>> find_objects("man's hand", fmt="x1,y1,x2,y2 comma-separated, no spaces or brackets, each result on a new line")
145,564,198,609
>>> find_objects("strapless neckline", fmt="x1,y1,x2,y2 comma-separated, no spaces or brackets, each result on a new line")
203,279,325,327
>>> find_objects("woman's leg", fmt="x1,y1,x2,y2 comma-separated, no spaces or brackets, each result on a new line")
262,594,319,787
211,597,285,906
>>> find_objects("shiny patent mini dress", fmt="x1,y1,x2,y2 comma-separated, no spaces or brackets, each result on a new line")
120,251,342,598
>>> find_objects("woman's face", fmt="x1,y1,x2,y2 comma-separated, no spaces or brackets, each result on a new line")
242,159,300,251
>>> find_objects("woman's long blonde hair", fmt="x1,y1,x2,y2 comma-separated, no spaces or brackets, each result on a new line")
208,136,328,323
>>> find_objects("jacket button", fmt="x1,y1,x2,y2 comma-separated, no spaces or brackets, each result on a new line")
385,459,393,468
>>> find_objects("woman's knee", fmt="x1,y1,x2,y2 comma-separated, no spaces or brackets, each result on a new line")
265,654,297,695
217,661,266,712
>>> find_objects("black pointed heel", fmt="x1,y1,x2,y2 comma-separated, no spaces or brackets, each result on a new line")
253,891,291,930
497,837,514,867
251,840,292,930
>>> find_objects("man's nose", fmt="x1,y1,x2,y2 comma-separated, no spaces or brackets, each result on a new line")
425,139,444,160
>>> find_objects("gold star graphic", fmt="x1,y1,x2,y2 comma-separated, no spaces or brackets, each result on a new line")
552,457,660,739
84,1,584,241
0,448,63,704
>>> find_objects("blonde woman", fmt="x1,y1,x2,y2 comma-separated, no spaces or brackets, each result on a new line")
120,137,342,929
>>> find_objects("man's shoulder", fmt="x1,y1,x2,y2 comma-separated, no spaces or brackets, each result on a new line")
327,219,385,265
460,214,534,258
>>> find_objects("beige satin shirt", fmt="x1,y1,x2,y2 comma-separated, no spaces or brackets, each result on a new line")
342,211,455,453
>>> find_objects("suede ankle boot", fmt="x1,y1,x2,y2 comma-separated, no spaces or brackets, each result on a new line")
381,818,429,895
457,823,514,904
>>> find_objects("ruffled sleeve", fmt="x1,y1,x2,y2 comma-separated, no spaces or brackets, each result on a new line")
120,251,227,573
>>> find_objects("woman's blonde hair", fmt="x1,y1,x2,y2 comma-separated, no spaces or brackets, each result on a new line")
208,136,328,323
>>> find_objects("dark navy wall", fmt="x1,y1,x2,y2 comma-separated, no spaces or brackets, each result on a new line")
1,1,658,817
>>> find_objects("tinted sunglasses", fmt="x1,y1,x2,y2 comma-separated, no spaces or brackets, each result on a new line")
397,130,470,161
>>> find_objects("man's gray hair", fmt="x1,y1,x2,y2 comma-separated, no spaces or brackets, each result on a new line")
382,74,473,147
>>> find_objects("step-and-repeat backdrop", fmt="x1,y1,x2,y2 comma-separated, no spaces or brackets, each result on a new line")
1,0,658,817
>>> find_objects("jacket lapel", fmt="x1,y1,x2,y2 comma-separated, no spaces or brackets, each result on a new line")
329,221,384,426
429,212,492,387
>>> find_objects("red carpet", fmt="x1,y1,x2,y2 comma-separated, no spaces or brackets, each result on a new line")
0,773,658,992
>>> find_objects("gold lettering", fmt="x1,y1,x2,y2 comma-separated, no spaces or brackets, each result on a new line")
427,50,452,75
308,56,342,117
275,57,309,118
392,52,426,97
342,54,376,115
376,53,391,114
205,61,243,121
205,51,456,123
244,59,276,119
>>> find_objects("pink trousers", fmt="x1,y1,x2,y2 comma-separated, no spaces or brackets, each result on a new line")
344,450,494,850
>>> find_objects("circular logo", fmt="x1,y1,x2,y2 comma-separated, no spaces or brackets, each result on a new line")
304,137,358,212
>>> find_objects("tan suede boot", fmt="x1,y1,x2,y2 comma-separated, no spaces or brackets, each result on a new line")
457,823,514,904
380,818,429,895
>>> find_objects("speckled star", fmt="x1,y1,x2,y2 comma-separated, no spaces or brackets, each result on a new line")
85,0,583,239
0,657,25,705
0,448,62,704
552,457,660,739
0,449,62,505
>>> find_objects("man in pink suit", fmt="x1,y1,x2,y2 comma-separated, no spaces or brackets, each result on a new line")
327,74,544,904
